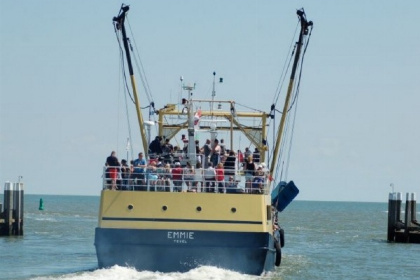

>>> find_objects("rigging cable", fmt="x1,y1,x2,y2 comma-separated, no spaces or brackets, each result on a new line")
127,16,160,136
114,22,136,104
114,21,135,160
266,20,299,167
122,51,135,161
284,26,313,178
127,17,154,104
275,22,314,183
272,21,300,107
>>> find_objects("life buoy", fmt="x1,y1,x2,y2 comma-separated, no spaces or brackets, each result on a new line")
275,240,281,266
280,228,285,248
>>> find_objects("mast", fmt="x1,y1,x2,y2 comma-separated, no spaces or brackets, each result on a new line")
184,83,197,166
113,5,149,158
269,9,313,178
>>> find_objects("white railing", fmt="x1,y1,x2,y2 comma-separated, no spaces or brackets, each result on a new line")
102,166,269,194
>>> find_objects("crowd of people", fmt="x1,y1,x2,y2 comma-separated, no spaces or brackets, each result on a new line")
104,137,267,193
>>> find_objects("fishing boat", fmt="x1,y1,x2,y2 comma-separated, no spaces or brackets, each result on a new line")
95,5,313,275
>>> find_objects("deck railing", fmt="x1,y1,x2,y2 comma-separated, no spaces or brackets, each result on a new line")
102,166,269,194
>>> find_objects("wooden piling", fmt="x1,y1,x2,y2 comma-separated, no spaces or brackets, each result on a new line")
13,183,24,235
404,193,412,241
387,192,397,242
388,192,420,244
0,181,24,236
412,193,418,223
395,192,402,223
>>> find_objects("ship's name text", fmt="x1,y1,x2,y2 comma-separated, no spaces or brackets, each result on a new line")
167,231,195,243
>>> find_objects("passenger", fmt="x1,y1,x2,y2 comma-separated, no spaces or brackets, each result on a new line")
131,152,147,191
220,139,226,161
155,162,165,191
194,162,204,192
251,165,265,194
162,138,174,154
237,149,244,164
210,139,221,167
149,136,163,156
161,163,172,192
162,138,174,164
215,162,225,193
244,147,252,164
226,176,237,193
171,162,183,192
201,139,212,168
173,146,183,164
105,151,120,190
182,139,188,154
244,155,256,193
120,159,130,190
146,162,158,191
195,140,202,164
183,161,195,191
204,162,216,193
224,150,236,180
253,147,260,163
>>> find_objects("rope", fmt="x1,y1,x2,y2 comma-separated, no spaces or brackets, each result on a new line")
266,20,299,167
127,16,159,136
114,21,135,160
127,16,154,104
114,23,136,104
272,20,300,107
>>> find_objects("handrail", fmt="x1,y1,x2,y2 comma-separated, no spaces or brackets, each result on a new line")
102,166,269,194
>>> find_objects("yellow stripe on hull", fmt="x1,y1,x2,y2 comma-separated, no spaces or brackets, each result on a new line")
98,190,272,232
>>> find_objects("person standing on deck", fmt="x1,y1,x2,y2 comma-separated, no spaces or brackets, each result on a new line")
183,161,195,191
220,139,226,161
244,147,252,164
194,162,204,192
224,150,236,180
210,139,221,167
120,159,130,190
201,139,212,168
244,155,256,193
215,162,225,193
204,162,216,193
253,148,260,163
149,136,163,157
106,151,120,190
171,162,183,192
131,152,147,191
237,149,244,165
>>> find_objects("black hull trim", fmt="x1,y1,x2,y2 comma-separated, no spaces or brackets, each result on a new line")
95,228,275,275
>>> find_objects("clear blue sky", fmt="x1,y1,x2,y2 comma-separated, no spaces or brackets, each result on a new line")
1,1,419,202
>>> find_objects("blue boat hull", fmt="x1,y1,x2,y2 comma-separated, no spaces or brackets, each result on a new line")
95,228,276,275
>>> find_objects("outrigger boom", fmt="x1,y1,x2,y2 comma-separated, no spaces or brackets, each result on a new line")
269,9,313,178
113,5,149,158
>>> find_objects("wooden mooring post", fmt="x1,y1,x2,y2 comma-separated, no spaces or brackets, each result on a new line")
0,181,24,236
387,192,419,243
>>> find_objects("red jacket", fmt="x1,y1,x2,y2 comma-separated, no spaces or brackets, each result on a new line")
171,167,183,180
216,168,224,182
